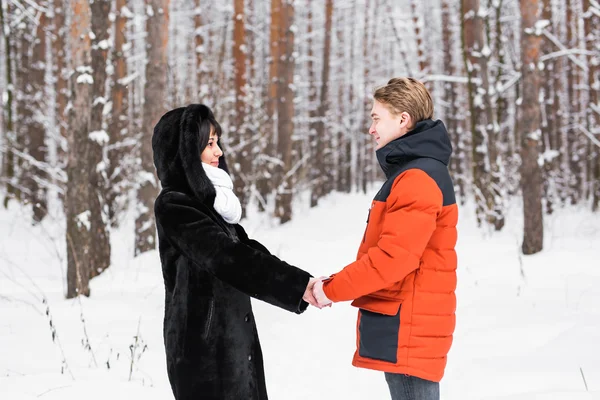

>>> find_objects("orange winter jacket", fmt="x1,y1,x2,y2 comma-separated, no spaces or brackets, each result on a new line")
322,119,458,382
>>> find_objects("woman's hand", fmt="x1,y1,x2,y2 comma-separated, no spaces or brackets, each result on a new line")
302,278,319,307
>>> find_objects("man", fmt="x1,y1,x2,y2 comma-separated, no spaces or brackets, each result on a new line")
313,77,458,400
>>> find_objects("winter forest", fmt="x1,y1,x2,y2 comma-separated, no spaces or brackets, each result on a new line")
1,0,599,298
1,0,600,398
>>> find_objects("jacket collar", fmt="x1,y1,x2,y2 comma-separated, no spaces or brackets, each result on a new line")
375,119,452,179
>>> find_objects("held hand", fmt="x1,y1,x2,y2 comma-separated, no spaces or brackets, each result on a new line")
312,278,332,308
302,277,319,307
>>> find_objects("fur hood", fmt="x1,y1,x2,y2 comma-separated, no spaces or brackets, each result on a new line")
152,104,229,205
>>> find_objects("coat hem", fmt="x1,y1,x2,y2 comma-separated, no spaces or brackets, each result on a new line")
351,357,443,383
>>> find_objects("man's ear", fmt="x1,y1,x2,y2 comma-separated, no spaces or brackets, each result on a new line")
399,112,412,129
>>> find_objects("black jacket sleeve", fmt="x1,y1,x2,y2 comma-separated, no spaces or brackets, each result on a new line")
155,192,310,314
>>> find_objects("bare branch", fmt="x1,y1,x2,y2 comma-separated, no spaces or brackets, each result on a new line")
542,29,589,72
577,124,600,148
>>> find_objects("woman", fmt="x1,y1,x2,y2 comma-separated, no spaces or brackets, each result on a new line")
153,104,315,400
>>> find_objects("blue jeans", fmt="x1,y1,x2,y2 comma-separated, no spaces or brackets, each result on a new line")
385,373,440,400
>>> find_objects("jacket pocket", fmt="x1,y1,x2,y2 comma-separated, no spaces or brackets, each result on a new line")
358,306,401,363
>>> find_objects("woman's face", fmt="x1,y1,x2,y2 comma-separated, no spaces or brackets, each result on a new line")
200,127,222,167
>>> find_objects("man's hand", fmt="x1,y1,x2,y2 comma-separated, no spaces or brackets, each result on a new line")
312,278,332,308
303,277,319,307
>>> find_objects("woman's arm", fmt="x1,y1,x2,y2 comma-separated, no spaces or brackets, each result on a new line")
155,191,310,313
233,224,272,255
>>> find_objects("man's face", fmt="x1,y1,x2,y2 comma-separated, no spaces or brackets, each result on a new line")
368,100,410,150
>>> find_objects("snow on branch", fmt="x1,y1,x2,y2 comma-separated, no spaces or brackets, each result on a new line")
542,30,589,72
496,73,521,95
577,124,600,148
257,154,285,167
117,72,139,86
588,0,600,16
8,0,39,25
422,74,470,84
540,49,595,62
0,145,68,183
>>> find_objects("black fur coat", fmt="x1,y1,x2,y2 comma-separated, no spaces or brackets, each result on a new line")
153,104,311,400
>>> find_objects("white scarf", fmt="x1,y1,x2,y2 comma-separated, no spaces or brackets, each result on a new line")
202,163,242,225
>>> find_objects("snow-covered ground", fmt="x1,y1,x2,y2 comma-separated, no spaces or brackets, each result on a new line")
1,189,599,399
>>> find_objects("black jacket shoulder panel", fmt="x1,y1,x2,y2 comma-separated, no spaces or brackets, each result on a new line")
373,158,456,206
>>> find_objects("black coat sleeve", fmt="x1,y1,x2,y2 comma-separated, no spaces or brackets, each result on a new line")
233,224,272,255
155,192,310,314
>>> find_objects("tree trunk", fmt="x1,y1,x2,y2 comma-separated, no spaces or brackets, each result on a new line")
1,0,17,207
411,0,429,76
274,0,295,223
540,0,558,214
256,0,281,209
346,0,358,194
583,0,600,210
307,0,318,199
52,0,69,172
361,0,373,195
66,0,93,298
14,25,31,205
566,0,582,203
461,0,504,229
232,0,250,214
22,7,49,222
335,5,344,192
310,0,332,207
89,0,111,278
442,0,464,200
107,0,130,226
135,0,170,256
520,0,544,255
194,0,205,98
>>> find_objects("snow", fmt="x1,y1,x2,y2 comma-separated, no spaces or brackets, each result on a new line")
117,73,139,87
481,45,492,58
1,191,600,399
75,210,91,231
88,130,109,145
76,74,94,85
526,129,542,141
535,19,551,34
96,40,110,51
120,6,134,19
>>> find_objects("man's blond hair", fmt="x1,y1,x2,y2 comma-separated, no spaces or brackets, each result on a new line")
373,78,433,127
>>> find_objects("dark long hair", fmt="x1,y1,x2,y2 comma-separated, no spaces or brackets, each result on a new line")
195,107,230,174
